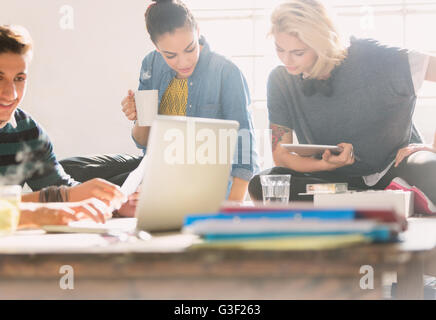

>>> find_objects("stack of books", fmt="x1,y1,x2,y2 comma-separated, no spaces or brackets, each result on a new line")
182,203,407,250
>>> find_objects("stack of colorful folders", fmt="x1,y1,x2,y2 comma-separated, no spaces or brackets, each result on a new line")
183,204,407,250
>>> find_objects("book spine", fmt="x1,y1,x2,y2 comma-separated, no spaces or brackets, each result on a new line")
184,209,355,226
201,228,392,242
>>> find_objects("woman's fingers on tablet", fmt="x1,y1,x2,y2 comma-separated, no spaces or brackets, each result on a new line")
336,143,353,164
322,149,331,161
322,143,355,167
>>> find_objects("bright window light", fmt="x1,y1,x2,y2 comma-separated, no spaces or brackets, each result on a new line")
185,0,436,143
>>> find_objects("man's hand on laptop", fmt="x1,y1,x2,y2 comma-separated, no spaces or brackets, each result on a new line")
19,198,112,227
115,189,140,218
67,178,127,210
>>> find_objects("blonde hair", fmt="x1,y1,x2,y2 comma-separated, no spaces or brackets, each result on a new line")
0,25,33,60
270,0,347,79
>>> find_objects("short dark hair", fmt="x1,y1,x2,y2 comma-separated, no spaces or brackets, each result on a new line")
0,25,33,58
145,0,197,44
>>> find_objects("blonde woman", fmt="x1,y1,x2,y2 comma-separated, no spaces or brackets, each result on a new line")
249,0,436,213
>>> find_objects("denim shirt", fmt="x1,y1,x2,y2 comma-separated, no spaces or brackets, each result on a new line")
133,37,260,182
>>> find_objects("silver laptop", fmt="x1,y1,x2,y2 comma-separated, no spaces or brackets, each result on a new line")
134,116,239,232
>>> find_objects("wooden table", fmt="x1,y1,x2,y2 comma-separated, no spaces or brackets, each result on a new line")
0,218,436,300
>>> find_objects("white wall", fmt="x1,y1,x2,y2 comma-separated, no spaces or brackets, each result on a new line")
1,0,154,159
5,1,432,169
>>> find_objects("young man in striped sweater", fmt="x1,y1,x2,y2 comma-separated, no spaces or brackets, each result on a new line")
0,25,126,225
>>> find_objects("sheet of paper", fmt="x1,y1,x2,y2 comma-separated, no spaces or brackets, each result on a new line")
0,233,109,253
42,218,138,234
184,219,378,234
120,155,148,196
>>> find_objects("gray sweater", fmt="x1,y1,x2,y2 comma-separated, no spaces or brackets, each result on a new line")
267,37,422,177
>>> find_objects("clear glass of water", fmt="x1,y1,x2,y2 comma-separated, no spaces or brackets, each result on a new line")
0,185,22,236
260,175,291,205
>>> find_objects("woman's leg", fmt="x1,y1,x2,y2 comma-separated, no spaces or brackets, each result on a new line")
374,151,436,203
248,167,368,201
60,154,143,186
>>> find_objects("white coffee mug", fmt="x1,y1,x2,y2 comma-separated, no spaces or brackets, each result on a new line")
135,90,158,126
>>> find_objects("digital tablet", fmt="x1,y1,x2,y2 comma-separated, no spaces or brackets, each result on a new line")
281,144,343,157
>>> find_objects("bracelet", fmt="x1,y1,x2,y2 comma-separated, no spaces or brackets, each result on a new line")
59,186,69,202
38,186,70,202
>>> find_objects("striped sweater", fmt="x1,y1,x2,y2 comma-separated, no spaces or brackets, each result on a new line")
0,108,76,190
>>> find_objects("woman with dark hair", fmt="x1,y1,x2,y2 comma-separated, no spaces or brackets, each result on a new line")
62,0,260,205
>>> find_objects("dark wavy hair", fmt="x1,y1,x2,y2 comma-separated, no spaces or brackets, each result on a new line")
145,0,198,44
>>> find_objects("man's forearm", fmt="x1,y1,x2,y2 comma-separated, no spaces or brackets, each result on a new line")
21,191,40,202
